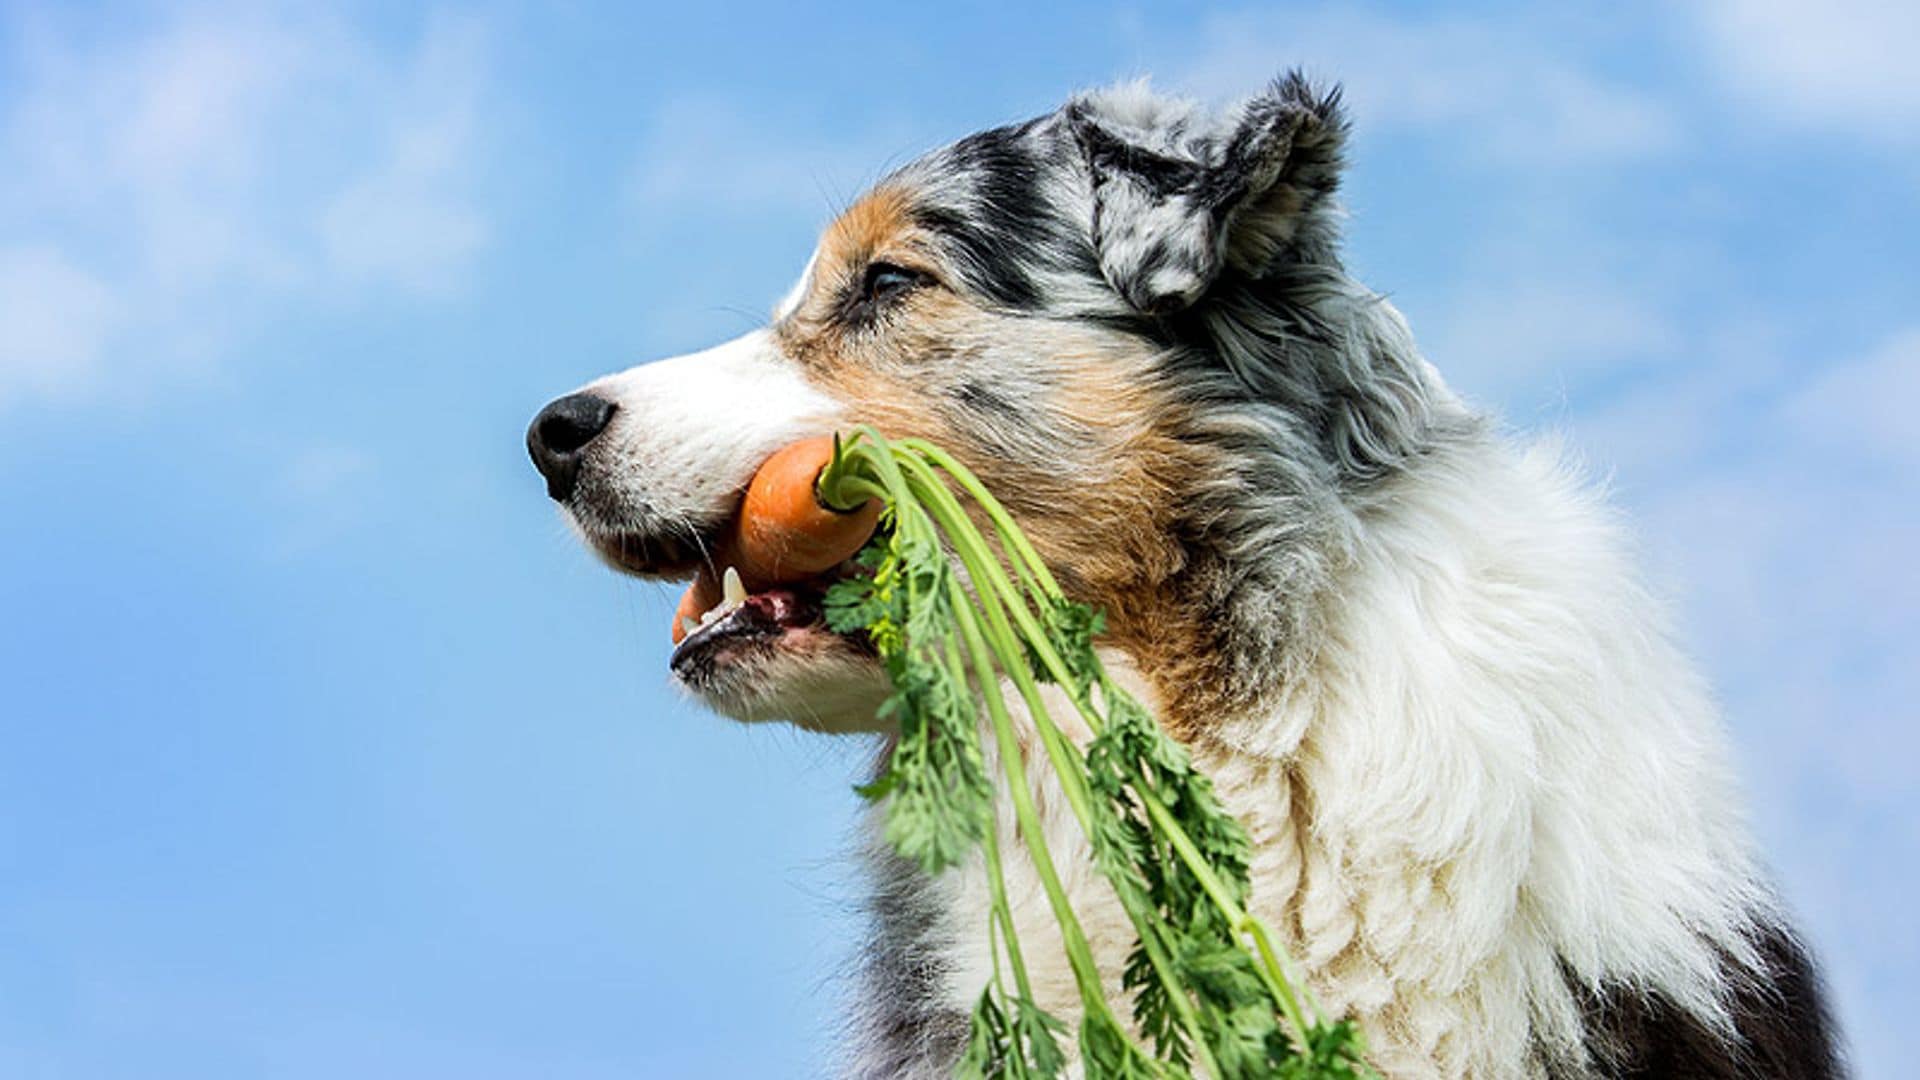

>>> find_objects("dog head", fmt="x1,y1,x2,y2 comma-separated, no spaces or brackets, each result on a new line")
529,74,1453,735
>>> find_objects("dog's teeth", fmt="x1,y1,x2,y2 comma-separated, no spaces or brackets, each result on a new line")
681,616,700,637
690,569,751,631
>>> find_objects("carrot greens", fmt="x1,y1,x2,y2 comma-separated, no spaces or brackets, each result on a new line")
814,429,1370,1080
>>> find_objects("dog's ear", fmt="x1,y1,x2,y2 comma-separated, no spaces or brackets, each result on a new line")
1067,73,1347,314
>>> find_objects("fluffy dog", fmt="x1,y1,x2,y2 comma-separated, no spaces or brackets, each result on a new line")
527,74,1841,1078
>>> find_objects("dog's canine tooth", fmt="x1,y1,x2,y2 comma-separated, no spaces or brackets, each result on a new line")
680,616,700,637
723,566,747,606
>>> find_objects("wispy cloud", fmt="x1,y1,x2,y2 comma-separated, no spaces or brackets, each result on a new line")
1782,327,1920,467
1695,0,1920,141
321,13,491,296
0,9,495,408
0,246,120,404
267,443,378,559
1168,6,1679,167
1570,325,1920,669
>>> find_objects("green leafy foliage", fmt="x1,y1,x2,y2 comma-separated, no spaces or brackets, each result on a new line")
959,990,1072,1080
816,429,1372,1080
1081,1008,1177,1079
1279,1022,1370,1080
827,514,992,874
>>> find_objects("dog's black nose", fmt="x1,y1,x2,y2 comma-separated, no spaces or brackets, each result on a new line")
527,392,617,501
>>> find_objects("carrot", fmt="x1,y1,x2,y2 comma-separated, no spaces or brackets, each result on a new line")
671,435,881,644
671,578,719,644
733,436,882,583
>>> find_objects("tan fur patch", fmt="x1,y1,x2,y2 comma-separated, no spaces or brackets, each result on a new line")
819,185,915,269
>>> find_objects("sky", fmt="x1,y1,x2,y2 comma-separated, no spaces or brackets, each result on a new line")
0,1,1914,1076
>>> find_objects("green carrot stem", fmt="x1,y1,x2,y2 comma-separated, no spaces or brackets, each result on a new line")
980,824,1031,1004
913,469,1221,1077
888,455,1083,689
950,578,1114,1019
972,590,1219,1079
821,472,890,511
906,447,1319,1052
895,437,1064,600
1136,787,1312,1047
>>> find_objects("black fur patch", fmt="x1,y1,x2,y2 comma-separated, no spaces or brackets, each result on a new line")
912,124,1059,310
952,378,1020,417
846,834,970,1079
1071,115,1200,199
1564,922,1844,1078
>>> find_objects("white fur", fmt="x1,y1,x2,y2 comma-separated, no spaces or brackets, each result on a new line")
576,329,841,532
773,254,818,323
1200,435,1767,1075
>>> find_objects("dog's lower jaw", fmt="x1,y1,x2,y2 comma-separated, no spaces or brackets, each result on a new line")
678,643,895,735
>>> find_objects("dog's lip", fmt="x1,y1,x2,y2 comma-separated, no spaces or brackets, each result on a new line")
587,526,716,581
575,515,875,667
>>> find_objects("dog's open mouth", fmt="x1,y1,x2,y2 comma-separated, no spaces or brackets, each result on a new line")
587,523,870,685
577,497,879,692
668,564,849,677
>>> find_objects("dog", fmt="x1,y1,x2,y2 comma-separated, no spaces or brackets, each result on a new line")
527,74,1842,1078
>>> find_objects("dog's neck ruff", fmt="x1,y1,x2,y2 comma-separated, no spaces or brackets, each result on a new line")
1189,432,1773,1075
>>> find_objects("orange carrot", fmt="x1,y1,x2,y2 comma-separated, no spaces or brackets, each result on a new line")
671,436,881,644
672,577,719,644
733,436,881,584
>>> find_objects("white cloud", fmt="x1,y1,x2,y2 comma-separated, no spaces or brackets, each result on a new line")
1782,327,1920,468
1566,324,1920,750
1696,0,1920,140
1169,6,1678,167
321,14,491,295
0,9,494,408
1,13,336,283
268,444,377,559
1557,320,1792,472
0,246,120,403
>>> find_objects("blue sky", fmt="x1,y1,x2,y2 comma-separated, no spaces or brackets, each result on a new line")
1,1,1914,1076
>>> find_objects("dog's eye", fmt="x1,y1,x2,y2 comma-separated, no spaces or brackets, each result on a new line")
862,262,924,305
